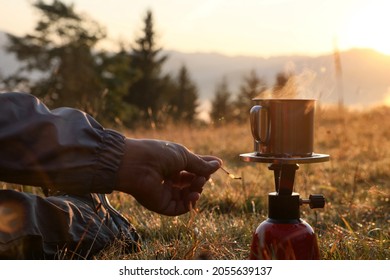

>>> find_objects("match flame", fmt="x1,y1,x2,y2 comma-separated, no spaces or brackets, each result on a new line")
220,166,242,180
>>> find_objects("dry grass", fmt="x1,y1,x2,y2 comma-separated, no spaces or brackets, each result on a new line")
1,106,388,259
99,105,389,260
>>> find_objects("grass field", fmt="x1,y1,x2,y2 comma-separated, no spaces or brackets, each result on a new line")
98,105,389,260
1,106,388,259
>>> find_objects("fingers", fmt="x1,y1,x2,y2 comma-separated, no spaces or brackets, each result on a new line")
180,176,207,213
160,174,207,216
189,176,207,193
169,171,206,190
199,155,223,164
184,151,222,177
164,190,201,216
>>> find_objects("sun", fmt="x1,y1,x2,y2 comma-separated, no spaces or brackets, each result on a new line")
341,1,390,55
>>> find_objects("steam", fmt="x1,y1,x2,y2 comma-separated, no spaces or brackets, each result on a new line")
254,62,330,101
294,68,318,99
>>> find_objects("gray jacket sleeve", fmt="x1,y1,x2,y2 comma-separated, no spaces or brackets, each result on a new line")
0,92,125,194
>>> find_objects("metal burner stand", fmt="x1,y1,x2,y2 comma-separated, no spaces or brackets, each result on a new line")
239,152,329,260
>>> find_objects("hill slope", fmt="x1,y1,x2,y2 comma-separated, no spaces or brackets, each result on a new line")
2,30,390,109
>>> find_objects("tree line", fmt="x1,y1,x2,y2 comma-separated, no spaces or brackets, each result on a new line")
1,0,296,128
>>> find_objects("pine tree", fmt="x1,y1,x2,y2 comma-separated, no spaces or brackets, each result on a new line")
233,69,267,122
210,76,232,124
169,65,199,123
96,48,138,126
5,0,106,115
124,9,168,126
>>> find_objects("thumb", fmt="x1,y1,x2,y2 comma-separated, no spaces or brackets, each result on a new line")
185,153,222,176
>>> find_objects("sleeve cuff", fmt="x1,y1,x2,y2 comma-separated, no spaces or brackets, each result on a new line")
89,129,126,193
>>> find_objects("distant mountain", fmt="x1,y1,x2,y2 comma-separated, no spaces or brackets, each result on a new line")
2,30,390,111
161,48,390,109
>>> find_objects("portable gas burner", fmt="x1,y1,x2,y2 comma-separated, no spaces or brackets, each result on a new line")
240,99,330,260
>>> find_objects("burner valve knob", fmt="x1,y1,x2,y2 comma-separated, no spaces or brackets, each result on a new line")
300,194,325,209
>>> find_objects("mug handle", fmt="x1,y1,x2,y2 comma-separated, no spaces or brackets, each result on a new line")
250,105,269,145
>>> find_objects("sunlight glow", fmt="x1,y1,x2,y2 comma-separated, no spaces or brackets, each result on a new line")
341,1,390,55
384,88,390,107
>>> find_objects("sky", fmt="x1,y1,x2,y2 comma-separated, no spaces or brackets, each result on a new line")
1,0,390,57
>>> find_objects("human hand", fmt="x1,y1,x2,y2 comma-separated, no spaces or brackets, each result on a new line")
116,139,222,216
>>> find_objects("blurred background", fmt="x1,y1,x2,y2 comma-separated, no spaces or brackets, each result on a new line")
1,0,390,127
1,1,389,260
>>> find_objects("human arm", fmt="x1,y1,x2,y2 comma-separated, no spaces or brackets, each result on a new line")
0,92,123,194
0,92,222,215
